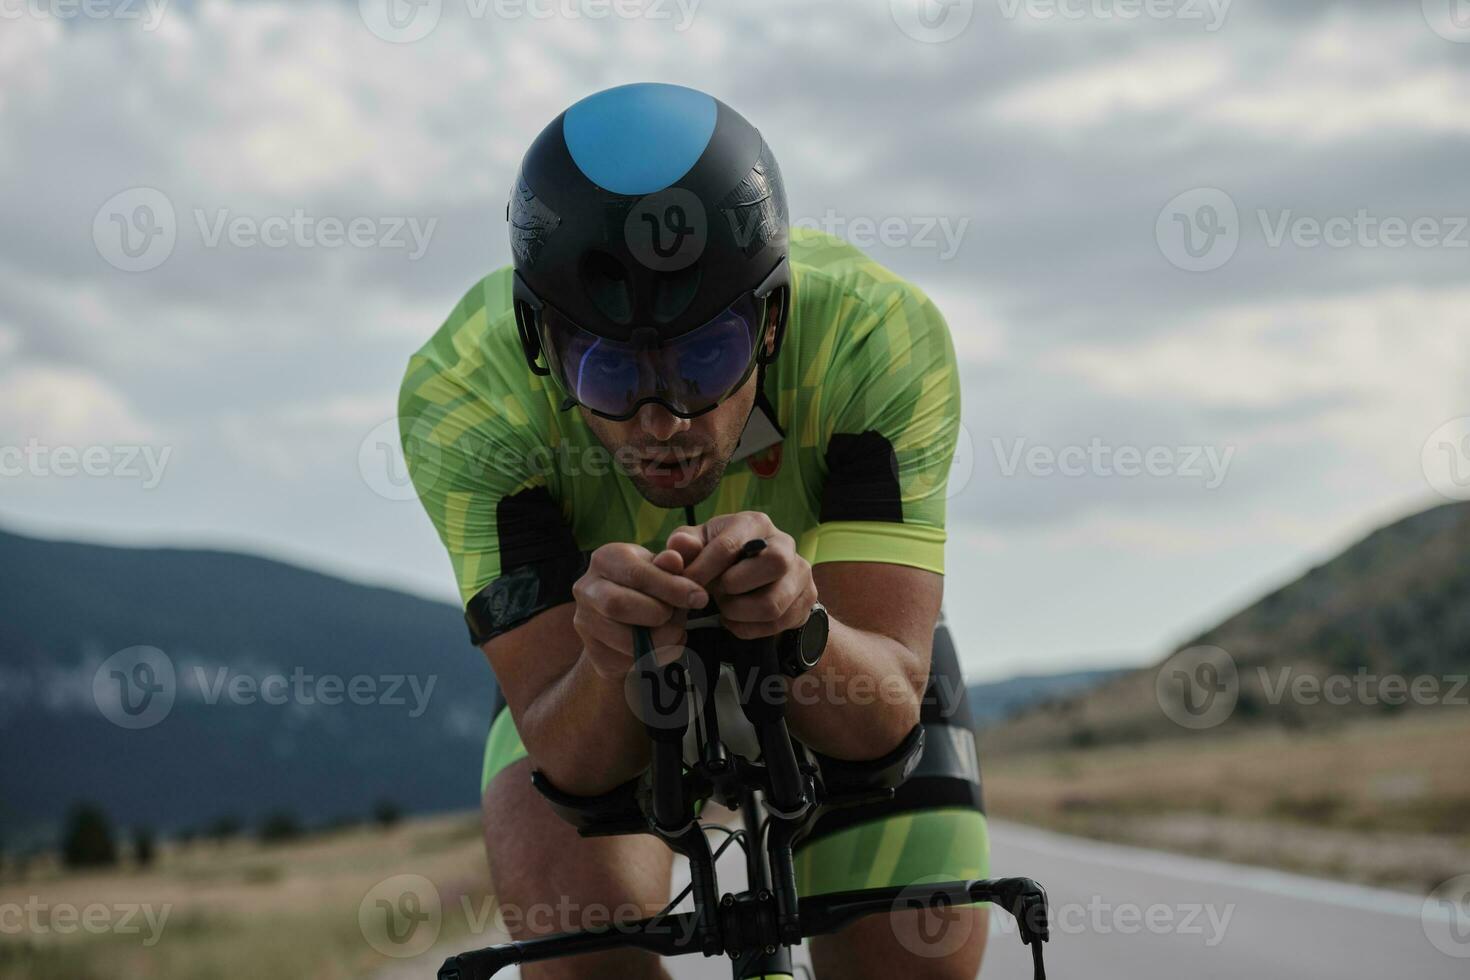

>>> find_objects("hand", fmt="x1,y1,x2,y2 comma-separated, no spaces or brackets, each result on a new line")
666,512,817,641
571,543,710,680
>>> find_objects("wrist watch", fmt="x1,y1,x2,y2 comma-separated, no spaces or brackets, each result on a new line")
779,601,830,677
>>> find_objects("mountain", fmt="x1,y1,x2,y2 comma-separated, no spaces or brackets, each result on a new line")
966,668,1127,728
984,500,1470,754
0,527,493,845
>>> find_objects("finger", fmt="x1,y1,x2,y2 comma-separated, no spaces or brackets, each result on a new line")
651,548,686,576
718,577,804,626
650,621,688,666
665,526,703,567
682,514,771,587
714,544,796,597
604,552,708,609
574,605,638,656
580,578,679,628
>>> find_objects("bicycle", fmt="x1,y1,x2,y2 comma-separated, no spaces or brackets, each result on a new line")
438,560,1051,980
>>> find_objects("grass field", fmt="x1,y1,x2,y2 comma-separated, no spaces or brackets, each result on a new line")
0,814,493,980
982,711,1470,891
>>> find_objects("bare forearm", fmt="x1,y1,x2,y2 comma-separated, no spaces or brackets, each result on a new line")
783,617,924,761
520,653,651,796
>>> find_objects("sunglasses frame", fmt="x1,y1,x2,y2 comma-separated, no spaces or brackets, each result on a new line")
513,257,790,422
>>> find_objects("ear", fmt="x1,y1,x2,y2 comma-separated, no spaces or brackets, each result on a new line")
757,285,789,365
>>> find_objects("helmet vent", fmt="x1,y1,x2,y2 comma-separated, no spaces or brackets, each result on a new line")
581,249,633,324
652,265,702,325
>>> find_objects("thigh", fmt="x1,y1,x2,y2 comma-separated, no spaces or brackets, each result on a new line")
482,752,675,979
797,617,990,978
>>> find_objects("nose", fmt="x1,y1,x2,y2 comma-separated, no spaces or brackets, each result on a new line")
637,402,688,442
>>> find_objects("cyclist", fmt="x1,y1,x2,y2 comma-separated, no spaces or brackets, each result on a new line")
399,82,987,980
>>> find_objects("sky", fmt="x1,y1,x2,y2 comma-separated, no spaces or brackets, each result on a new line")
2,0,1468,681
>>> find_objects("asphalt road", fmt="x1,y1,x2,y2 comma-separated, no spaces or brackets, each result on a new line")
390,820,1469,979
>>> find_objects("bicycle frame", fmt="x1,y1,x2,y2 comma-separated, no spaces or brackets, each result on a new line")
438,622,1051,980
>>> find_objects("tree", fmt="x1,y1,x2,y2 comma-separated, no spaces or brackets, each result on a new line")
207,815,242,844
258,810,303,844
373,799,402,829
133,826,157,867
61,803,118,869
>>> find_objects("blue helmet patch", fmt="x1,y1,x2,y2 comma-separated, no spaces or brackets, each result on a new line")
562,82,718,196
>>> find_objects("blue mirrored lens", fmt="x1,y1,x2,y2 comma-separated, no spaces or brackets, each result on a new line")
542,294,762,418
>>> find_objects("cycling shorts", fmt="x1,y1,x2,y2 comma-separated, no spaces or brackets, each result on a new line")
478,618,989,900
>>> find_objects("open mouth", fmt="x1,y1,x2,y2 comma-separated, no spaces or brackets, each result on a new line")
635,450,707,486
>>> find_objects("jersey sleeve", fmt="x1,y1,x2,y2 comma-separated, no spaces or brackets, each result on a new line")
800,281,961,575
398,284,584,645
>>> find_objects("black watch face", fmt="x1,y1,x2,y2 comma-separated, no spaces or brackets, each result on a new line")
799,607,829,668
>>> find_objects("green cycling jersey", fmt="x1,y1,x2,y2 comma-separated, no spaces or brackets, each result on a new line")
398,227,961,643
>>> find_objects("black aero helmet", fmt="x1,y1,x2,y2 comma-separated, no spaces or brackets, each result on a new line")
509,82,791,420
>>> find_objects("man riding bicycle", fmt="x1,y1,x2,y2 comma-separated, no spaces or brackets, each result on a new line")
399,82,988,979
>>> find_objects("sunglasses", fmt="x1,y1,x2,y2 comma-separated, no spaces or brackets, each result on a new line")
515,258,789,421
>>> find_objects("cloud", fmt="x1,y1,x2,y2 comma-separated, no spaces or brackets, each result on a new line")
4,0,1469,671
0,366,157,446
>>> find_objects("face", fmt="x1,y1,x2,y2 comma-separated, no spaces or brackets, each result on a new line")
580,368,759,509
579,308,779,509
